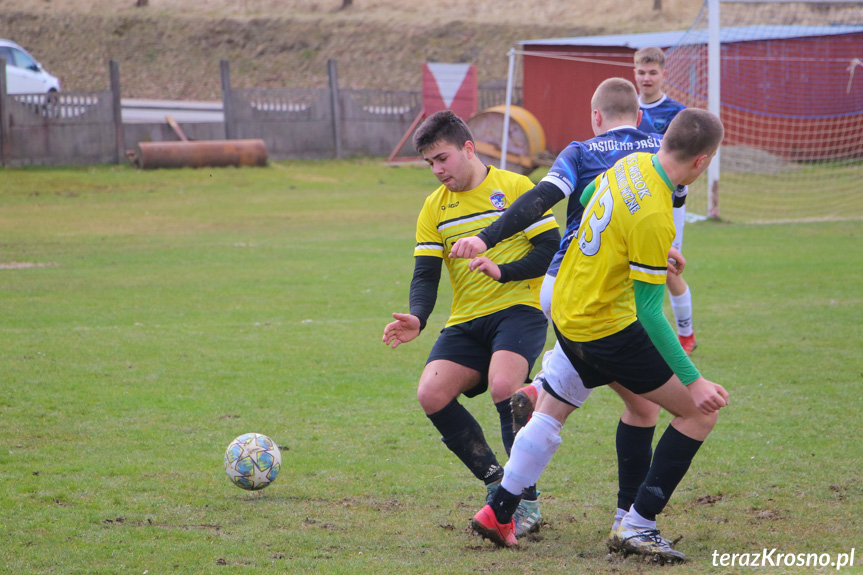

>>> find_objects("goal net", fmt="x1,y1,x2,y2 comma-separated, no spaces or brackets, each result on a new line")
664,0,863,223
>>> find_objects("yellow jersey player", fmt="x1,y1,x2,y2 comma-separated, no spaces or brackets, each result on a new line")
449,79,681,544
472,109,728,564
382,110,559,537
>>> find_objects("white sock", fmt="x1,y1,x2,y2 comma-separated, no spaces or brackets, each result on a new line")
612,507,628,530
501,412,562,496
532,376,544,392
670,286,693,337
622,505,657,531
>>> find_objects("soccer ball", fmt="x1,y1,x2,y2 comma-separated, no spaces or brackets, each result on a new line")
224,433,281,491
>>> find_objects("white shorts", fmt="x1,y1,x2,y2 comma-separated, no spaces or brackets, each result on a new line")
540,272,554,321
541,342,592,408
672,204,685,252
537,271,592,408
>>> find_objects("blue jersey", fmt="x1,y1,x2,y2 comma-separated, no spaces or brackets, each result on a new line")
540,126,663,276
637,95,686,134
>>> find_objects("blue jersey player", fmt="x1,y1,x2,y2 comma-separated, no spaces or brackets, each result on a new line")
450,78,687,550
634,46,697,355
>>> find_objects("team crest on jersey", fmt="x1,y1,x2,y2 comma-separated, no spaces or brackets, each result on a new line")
653,118,669,132
489,190,507,210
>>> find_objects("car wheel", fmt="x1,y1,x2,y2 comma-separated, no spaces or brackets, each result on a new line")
42,89,60,118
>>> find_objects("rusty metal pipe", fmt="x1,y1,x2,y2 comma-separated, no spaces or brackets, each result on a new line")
132,139,268,169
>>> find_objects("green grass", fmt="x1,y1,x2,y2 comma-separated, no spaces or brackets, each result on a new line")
683,158,863,224
0,161,861,574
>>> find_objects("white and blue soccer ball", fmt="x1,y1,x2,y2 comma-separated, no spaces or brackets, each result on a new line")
224,433,281,491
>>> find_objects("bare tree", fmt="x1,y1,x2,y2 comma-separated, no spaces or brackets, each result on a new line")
135,0,148,6
653,0,661,10
338,0,352,10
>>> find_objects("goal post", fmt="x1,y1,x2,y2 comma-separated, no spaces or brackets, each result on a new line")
665,0,863,223
707,0,721,219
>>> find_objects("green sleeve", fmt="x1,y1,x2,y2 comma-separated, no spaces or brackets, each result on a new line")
579,179,597,208
633,280,701,385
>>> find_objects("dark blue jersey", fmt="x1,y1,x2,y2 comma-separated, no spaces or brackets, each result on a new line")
541,126,662,276
637,94,686,134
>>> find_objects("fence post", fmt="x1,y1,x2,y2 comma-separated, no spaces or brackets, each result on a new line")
110,60,124,165
328,58,342,159
220,59,235,140
0,58,8,167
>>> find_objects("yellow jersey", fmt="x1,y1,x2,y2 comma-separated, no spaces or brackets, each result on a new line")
552,153,675,341
415,166,558,327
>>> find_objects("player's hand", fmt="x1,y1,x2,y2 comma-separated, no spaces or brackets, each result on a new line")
468,256,501,281
382,313,421,349
687,376,729,414
667,246,686,276
449,236,488,259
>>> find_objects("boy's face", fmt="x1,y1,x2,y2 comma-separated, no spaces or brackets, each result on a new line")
634,62,666,103
422,140,475,192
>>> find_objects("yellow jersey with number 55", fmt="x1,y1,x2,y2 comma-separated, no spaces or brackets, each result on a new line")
552,152,675,342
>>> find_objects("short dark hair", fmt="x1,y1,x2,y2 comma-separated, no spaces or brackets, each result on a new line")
591,78,640,122
412,110,474,155
661,108,725,161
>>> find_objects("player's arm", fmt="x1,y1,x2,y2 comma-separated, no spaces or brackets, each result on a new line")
636,280,729,413
633,279,700,385
408,255,441,331
478,182,565,248
673,184,687,208
579,179,598,207
471,228,559,283
382,255,441,349
450,181,565,259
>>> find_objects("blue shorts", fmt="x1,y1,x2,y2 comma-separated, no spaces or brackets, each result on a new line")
552,320,673,395
427,305,548,398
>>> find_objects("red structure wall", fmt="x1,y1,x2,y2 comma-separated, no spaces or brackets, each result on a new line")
522,46,641,154
521,32,863,159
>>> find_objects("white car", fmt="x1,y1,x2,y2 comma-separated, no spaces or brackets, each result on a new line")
0,39,61,95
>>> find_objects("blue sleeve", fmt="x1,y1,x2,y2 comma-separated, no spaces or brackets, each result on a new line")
542,143,583,198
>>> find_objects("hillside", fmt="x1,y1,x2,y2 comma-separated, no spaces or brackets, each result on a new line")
0,0,703,100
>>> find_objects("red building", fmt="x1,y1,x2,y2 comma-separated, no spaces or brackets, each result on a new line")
519,27,863,160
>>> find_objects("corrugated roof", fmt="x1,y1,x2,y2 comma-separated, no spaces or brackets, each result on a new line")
519,25,863,49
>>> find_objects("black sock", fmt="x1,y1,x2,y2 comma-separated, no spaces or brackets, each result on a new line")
491,485,522,524
428,399,502,485
494,398,515,457
633,425,703,521
616,420,655,511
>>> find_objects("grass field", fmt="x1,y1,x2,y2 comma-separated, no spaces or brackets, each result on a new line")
683,159,863,224
0,161,861,574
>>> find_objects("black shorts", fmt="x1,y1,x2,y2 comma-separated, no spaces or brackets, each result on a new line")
552,320,673,395
427,305,548,398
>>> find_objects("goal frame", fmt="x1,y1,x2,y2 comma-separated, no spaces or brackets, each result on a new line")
706,0,863,219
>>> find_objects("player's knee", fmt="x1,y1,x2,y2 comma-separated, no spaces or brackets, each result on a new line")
701,409,719,432
685,408,719,437
619,391,661,425
624,400,661,425
416,382,453,414
487,373,523,402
